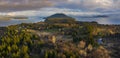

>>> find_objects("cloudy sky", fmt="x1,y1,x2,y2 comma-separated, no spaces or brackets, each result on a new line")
0,0,119,24
0,0,119,12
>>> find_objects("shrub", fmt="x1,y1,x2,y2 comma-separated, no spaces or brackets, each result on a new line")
77,40,86,49
90,46,110,58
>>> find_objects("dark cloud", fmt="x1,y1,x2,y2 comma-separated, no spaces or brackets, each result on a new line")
0,0,119,12
0,0,53,12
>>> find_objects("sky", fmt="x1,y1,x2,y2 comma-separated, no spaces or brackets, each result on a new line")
0,0,119,17
0,0,119,12
0,0,120,24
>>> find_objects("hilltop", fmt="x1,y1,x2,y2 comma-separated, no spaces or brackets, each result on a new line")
45,13,76,23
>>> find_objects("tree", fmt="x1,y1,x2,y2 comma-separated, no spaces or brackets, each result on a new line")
83,24,97,47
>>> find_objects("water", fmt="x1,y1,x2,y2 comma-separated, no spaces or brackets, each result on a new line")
0,15,120,27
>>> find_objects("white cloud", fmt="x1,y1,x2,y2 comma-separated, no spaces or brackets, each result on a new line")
53,0,119,11
5,7,102,17
97,18,111,24
82,0,113,9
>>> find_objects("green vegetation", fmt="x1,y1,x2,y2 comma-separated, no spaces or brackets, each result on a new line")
69,24,98,47
0,26,38,58
0,14,119,58
0,21,114,58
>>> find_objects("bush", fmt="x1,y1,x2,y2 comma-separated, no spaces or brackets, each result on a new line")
90,46,110,58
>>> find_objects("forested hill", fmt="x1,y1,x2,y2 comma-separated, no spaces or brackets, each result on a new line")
0,21,119,58
0,14,120,58
45,13,76,23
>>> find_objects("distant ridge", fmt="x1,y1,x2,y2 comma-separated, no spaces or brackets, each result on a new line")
46,13,73,19
45,13,76,23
